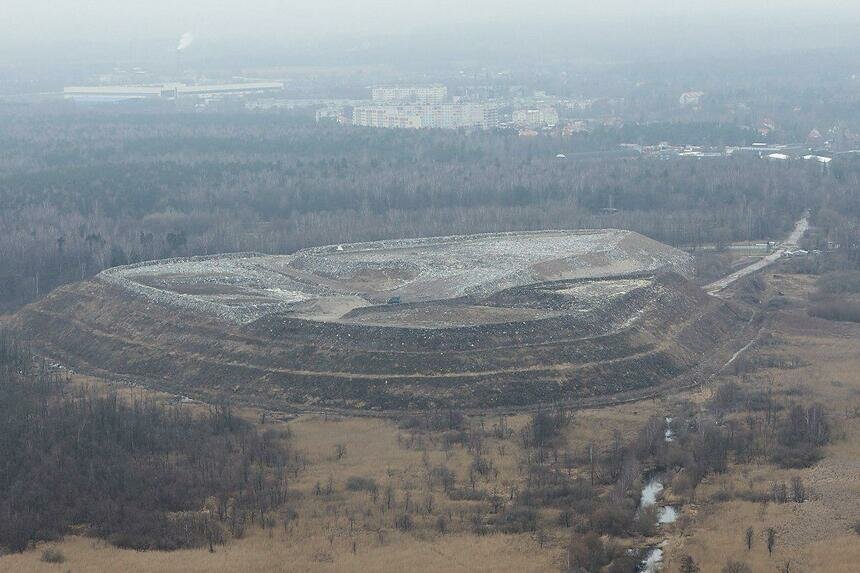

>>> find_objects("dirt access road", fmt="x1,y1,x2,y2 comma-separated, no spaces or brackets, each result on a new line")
704,213,809,296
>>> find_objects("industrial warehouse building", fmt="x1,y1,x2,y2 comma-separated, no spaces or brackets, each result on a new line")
63,82,284,102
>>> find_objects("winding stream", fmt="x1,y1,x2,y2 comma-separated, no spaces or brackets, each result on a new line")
664,417,675,442
641,547,664,573
640,476,679,524
638,417,679,572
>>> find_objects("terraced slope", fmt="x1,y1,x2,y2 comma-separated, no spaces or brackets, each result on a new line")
11,231,753,411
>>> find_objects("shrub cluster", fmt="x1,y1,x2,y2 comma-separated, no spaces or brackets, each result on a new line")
0,333,293,553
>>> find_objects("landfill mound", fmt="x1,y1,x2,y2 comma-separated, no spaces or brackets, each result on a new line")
96,229,693,324
12,230,752,411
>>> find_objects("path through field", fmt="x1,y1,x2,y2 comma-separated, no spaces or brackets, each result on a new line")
704,213,809,296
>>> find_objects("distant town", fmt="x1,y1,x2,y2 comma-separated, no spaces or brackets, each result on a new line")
53,76,860,163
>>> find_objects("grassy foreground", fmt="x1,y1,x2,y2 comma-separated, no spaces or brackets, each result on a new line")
1,271,858,572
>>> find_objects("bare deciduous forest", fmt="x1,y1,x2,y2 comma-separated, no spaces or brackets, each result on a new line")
3,109,858,311
0,332,295,554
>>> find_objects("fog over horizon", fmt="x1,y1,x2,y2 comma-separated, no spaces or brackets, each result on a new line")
3,0,860,68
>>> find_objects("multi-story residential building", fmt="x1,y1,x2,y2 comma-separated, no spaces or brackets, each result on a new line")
371,85,448,105
314,106,349,124
512,106,559,128
679,91,705,107
352,106,422,129
352,103,498,130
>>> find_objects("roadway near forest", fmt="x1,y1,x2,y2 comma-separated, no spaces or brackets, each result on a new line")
705,213,809,296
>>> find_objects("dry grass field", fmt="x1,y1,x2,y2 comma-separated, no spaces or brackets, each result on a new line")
662,272,860,572
0,405,567,572
0,530,558,573
1,270,857,572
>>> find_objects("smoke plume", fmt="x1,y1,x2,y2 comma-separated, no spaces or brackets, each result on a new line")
177,32,194,51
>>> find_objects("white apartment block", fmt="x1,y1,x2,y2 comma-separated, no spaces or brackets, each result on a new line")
353,104,499,130
512,106,559,128
352,106,422,129
679,91,705,107
371,85,448,104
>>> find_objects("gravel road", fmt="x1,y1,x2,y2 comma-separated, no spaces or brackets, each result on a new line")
704,214,809,296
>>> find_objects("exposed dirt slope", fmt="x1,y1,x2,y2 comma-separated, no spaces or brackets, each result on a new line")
12,271,752,411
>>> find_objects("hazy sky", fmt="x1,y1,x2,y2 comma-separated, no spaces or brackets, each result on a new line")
3,1,860,63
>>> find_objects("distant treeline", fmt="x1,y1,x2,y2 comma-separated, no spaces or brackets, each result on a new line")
0,331,295,553
2,109,857,311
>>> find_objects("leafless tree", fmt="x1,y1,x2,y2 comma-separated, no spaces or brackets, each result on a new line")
679,555,700,573
767,527,777,556
334,443,347,461
721,561,752,573
790,476,806,502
